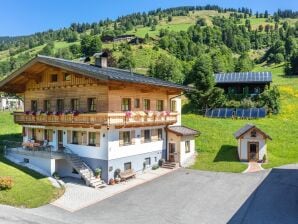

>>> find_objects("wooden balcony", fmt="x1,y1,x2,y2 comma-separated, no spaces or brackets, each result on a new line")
13,111,178,128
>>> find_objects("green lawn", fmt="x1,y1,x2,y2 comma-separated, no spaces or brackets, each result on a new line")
183,63,298,172
0,112,63,208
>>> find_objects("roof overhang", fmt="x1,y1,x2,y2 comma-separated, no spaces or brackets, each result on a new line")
234,125,272,140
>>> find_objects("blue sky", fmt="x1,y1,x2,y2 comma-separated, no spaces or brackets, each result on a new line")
0,0,297,36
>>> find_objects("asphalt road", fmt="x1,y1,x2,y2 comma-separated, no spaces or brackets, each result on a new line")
1,165,297,224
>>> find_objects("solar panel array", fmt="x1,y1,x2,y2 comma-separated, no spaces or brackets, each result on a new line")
205,108,266,119
214,72,272,84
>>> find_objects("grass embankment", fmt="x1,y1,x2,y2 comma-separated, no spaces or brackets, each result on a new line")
183,63,298,172
0,112,63,208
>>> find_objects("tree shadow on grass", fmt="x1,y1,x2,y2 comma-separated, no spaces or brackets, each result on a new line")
213,145,240,162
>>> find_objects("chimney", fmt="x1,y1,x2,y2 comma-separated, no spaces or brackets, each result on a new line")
94,52,108,68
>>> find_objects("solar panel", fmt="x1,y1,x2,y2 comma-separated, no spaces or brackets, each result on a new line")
226,109,234,118
212,108,220,118
236,108,244,118
205,107,266,119
214,72,272,83
243,109,251,118
218,108,226,118
259,108,266,118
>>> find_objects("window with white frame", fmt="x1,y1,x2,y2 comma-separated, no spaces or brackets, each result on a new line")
88,132,96,146
144,130,151,142
185,140,190,153
72,131,78,144
157,128,163,140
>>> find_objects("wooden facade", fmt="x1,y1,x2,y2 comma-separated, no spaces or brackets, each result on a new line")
7,62,180,128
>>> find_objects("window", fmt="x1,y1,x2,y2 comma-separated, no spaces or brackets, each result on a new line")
31,100,38,111
71,99,79,111
72,168,79,174
24,158,29,163
63,73,71,81
88,98,96,112
143,99,150,110
51,74,58,82
157,129,163,140
171,100,177,112
88,132,96,146
185,141,190,153
145,157,151,166
44,100,50,112
156,100,164,111
254,87,260,94
144,130,151,143
31,128,36,140
44,129,53,142
251,131,257,137
72,131,78,144
57,99,64,112
121,98,131,111
124,162,132,171
134,98,140,108
123,131,131,145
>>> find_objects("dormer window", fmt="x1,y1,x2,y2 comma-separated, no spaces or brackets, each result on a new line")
51,74,58,82
251,131,257,137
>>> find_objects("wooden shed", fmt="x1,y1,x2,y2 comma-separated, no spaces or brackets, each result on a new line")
234,124,272,162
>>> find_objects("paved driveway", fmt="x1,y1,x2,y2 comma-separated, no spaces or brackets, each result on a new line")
0,164,297,224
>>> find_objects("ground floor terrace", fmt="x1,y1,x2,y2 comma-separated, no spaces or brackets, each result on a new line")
4,124,197,183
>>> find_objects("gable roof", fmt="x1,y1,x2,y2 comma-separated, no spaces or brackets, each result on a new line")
167,125,200,136
0,55,190,92
234,124,272,140
214,72,272,84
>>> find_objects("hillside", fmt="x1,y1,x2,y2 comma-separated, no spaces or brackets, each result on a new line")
0,6,297,78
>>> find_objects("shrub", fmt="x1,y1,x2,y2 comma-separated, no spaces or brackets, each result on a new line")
95,168,101,178
52,172,60,179
0,177,14,190
152,164,159,170
158,158,165,166
114,168,121,178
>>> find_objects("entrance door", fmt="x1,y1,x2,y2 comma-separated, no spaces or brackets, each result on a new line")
58,130,64,149
169,143,176,162
248,142,259,161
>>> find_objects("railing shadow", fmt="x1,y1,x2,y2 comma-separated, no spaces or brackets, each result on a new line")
228,168,298,223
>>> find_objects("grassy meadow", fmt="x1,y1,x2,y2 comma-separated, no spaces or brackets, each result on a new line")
183,63,298,172
0,112,63,208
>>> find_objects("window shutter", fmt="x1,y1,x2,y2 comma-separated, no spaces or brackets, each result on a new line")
119,132,124,146
67,130,71,143
141,130,145,143
131,130,135,144
152,129,158,141
96,132,100,146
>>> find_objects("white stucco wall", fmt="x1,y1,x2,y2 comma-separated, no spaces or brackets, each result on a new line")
7,152,55,176
108,126,166,160
168,132,196,165
180,136,196,166
238,130,267,161
55,159,80,178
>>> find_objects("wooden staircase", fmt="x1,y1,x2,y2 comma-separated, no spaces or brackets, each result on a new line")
64,148,107,189
161,161,179,169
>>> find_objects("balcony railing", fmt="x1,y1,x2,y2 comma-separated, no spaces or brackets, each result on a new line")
13,111,178,127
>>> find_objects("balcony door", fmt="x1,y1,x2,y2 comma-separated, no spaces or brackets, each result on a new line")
168,143,177,162
58,130,64,149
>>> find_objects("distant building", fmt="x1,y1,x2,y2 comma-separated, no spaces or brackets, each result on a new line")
214,72,272,95
0,94,23,111
234,124,272,162
129,37,145,45
101,34,136,43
